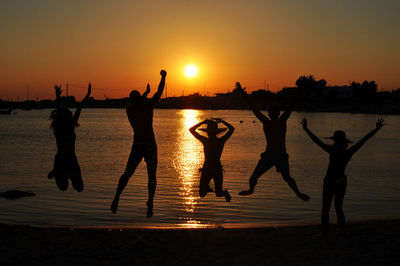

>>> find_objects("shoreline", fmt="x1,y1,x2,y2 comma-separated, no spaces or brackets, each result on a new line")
2,218,399,265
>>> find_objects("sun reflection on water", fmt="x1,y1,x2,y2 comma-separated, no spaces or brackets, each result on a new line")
173,110,204,226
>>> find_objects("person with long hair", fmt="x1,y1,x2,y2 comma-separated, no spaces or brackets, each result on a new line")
189,118,234,202
111,70,166,217
48,83,91,192
301,118,385,235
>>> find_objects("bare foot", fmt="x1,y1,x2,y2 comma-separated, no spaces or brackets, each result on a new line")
297,193,310,201
111,198,119,214
225,191,231,202
48,170,55,179
146,201,153,218
239,189,253,196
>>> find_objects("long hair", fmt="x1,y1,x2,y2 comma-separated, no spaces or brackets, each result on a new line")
49,108,78,135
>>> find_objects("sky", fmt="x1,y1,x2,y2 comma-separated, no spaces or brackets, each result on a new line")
1,0,399,100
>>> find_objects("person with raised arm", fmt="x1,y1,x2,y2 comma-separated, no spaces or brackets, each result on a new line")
236,82,309,201
48,83,91,192
111,70,167,217
189,118,234,202
301,118,385,235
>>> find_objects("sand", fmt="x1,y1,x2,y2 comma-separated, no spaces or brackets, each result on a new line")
1,219,399,265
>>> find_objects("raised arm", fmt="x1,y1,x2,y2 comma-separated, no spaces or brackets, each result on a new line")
142,83,151,99
280,87,303,121
73,83,91,123
54,85,63,108
216,118,235,142
150,70,167,104
301,119,330,152
189,120,208,142
348,118,385,154
235,82,269,123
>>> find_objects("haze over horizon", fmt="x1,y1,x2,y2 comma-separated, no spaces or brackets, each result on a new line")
1,0,399,101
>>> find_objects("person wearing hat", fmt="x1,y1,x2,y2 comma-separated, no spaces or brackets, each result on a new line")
301,118,385,235
111,70,167,217
235,82,310,201
189,118,234,202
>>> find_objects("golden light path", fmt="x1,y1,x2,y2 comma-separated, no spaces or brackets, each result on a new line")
174,109,204,228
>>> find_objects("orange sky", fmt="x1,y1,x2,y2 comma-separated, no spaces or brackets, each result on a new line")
1,0,399,100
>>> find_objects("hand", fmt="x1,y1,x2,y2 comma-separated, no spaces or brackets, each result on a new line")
145,84,150,94
160,70,167,77
376,118,385,130
86,83,92,97
301,118,308,129
55,85,62,98
235,82,246,94
214,118,223,123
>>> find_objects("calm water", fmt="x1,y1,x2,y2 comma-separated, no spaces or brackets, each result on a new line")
1,109,399,228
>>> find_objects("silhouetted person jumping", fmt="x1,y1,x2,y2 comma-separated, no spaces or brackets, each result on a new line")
48,83,91,192
111,70,166,217
189,118,234,202
301,118,384,235
236,82,309,201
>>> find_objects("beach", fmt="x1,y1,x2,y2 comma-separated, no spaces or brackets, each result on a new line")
1,219,399,265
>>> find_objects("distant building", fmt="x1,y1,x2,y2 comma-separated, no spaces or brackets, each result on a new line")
322,86,353,99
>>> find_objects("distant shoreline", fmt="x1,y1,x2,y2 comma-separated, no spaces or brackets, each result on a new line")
4,105,400,116
2,219,399,265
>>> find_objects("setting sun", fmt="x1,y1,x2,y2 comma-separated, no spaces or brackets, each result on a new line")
184,64,198,78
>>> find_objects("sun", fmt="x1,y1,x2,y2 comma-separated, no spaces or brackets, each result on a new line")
184,64,198,78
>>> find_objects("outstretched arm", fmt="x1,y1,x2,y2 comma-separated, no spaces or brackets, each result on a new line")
142,84,151,99
73,83,91,123
216,118,235,142
235,82,269,123
349,118,385,154
54,85,63,107
280,87,303,121
189,120,208,142
301,119,330,152
150,70,167,104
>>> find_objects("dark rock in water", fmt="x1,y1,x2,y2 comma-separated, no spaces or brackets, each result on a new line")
0,190,36,200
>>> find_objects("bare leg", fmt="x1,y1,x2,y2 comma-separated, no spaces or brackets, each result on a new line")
214,169,231,202
239,159,273,196
281,170,310,201
145,148,157,218
334,178,347,234
111,146,143,214
321,180,335,236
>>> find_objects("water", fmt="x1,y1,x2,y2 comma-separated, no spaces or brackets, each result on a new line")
1,109,399,228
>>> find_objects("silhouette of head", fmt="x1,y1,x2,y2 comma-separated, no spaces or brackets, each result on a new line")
49,108,76,134
129,90,143,105
331,130,352,148
206,121,219,136
268,104,280,120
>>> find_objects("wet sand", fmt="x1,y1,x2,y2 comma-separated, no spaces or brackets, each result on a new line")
1,219,399,265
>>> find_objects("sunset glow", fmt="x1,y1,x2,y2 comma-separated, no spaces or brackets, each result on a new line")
184,64,199,79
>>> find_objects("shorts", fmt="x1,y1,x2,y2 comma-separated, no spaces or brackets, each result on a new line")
258,150,289,173
53,153,83,191
125,141,157,172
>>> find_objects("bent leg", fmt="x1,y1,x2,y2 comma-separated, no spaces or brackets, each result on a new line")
199,170,212,198
214,170,231,202
111,146,143,213
54,154,68,191
281,170,310,201
70,156,84,192
239,159,273,196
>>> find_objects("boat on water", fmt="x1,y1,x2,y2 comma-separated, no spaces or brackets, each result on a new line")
0,108,12,115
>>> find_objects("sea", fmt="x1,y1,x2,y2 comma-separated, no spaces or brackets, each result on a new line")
1,109,399,228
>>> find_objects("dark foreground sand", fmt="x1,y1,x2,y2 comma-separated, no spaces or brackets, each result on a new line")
1,220,399,265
